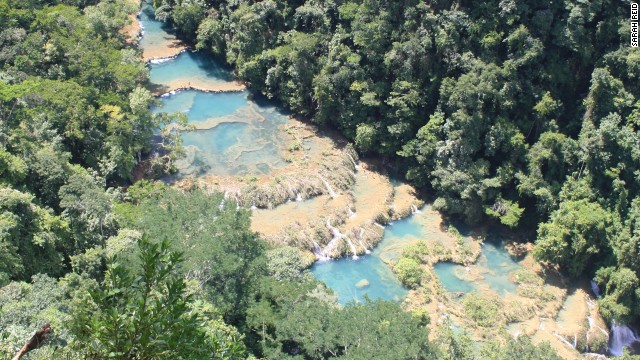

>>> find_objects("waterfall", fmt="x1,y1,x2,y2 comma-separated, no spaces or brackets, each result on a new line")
586,330,590,353
319,176,338,198
346,238,359,260
586,316,595,353
411,204,421,214
250,203,257,210
553,332,576,349
374,223,385,229
347,154,358,171
357,238,371,254
313,241,331,262
591,280,601,298
609,323,640,356
296,193,303,202
591,279,640,356
323,218,343,256
218,191,228,209
348,207,356,218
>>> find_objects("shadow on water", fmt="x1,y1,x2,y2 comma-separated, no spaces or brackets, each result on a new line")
149,51,237,91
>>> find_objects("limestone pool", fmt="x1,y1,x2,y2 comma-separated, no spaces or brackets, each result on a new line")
149,51,237,93
434,233,520,295
312,207,522,305
310,216,418,304
151,90,291,177
143,1,291,178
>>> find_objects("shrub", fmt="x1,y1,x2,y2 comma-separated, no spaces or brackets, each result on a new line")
395,258,423,289
462,293,502,327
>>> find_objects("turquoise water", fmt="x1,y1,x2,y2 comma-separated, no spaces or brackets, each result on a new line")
138,2,174,55
182,122,248,153
142,0,291,178
311,256,407,305
149,51,235,90
434,233,520,295
156,90,248,123
312,207,522,304
152,90,290,176
433,263,474,293
311,216,426,304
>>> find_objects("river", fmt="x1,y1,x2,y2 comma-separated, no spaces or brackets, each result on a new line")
134,2,634,357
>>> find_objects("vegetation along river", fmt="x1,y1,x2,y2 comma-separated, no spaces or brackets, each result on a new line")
138,1,638,358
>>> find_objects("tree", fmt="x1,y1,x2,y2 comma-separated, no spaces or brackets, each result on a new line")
394,257,423,288
594,267,640,323
480,335,563,360
115,187,266,324
266,246,308,282
247,278,435,359
534,197,612,278
59,167,116,250
0,187,68,283
71,238,246,359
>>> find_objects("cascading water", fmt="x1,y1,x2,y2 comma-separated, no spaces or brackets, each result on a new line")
323,217,343,256
345,238,359,260
358,238,371,254
313,241,330,262
553,332,576,349
319,176,338,198
591,280,601,298
591,279,640,356
347,154,358,171
609,323,640,356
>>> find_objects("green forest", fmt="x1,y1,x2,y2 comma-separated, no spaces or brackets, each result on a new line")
0,0,639,359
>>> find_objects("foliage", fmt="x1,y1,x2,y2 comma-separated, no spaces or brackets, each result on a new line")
534,197,612,277
266,246,309,282
394,257,423,289
402,240,430,263
115,185,266,324
479,335,562,360
594,266,640,323
462,293,502,328
247,277,435,359
70,238,246,359
0,274,73,359
0,187,68,283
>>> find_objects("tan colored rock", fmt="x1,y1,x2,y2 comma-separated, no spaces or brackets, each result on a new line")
355,279,370,289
